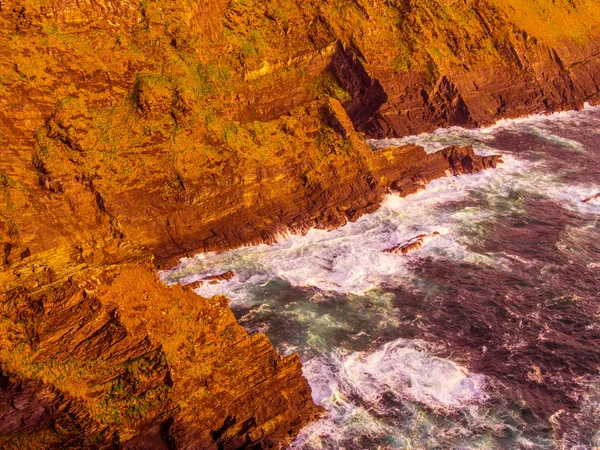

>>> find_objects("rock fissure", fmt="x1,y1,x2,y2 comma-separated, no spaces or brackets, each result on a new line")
2,0,600,447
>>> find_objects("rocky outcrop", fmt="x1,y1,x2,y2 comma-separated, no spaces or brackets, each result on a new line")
384,232,441,255
322,1,600,137
185,271,236,289
0,261,321,449
0,0,597,447
370,145,502,199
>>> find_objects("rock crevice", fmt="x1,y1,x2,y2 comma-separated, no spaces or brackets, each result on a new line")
0,0,598,447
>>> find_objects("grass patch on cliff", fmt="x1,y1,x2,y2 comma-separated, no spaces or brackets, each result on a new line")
392,42,414,73
0,429,65,449
310,74,352,103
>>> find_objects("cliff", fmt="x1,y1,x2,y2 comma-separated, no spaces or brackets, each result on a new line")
0,260,321,449
1,0,599,447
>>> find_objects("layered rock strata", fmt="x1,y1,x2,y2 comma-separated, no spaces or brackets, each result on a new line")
0,0,598,447
0,112,501,447
0,260,321,449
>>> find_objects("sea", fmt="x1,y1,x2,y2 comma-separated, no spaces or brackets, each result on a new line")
161,105,600,449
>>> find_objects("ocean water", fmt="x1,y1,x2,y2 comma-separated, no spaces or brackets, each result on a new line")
161,106,600,449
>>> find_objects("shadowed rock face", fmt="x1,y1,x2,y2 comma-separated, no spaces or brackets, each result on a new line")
0,0,598,447
0,261,322,449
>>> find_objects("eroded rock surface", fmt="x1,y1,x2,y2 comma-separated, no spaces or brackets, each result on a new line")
0,261,321,449
185,271,236,289
0,0,598,447
384,232,441,255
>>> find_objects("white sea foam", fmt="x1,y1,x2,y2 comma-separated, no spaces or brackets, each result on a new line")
369,126,496,154
528,126,586,152
291,339,489,449
340,339,487,412
481,103,600,132
369,103,600,154
161,149,598,305
161,171,490,302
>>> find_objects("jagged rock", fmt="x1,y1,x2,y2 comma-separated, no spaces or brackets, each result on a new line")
185,270,235,289
372,145,502,199
133,76,174,120
0,261,322,449
1,0,599,447
582,193,600,203
384,232,441,255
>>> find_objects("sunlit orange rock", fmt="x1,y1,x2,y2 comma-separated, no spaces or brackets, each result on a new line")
1,0,599,446
185,271,236,289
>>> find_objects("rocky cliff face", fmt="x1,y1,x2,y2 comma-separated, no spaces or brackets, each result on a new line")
0,0,599,448
326,1,600,137
0,260,321,449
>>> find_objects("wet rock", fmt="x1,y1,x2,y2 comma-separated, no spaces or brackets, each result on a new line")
185,270,235,289
582,193,600,203
384,232,441,255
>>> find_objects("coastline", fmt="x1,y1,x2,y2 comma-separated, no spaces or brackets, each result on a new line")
2,0,600,446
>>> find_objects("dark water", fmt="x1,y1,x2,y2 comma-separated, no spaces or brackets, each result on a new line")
162,107,600,449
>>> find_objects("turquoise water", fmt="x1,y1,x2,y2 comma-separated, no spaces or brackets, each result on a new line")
162,106,600,449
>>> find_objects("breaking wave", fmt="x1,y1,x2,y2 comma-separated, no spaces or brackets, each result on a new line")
161,105,600,449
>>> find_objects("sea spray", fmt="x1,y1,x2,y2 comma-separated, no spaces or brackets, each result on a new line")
161,106,600,448
162,154,597,301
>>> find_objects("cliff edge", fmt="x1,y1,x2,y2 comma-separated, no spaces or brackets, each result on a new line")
1,0,599,447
